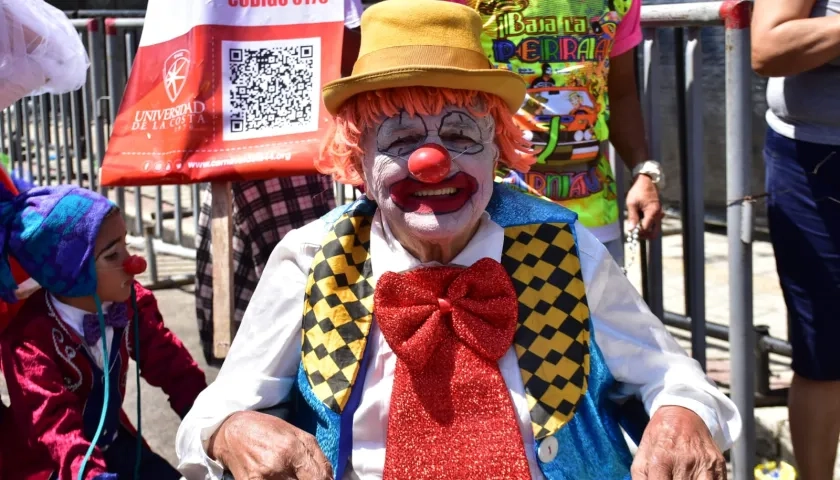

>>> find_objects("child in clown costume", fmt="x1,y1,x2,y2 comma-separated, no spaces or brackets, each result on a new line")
0,185,207,480
178,1,740,479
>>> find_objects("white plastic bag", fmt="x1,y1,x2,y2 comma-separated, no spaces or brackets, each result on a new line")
0,0,89,110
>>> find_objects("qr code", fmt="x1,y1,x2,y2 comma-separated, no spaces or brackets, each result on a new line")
222,38,321,141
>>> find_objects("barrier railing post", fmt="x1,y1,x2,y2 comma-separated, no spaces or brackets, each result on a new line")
38,95,51,186
33,95,46,185
754,325,772,397
336,181,346,205
9,101,23,178
641,28,664,320
194,184,202,244
105,19,126,214
87,19,107,193
69,85,86,187
722,1,755,478
60,94,73,182
50,94,61,184
124,28,144,237
175,185,184,245
683,27,707,369
144,225,160,285
21,98,33,184
10,105,22,177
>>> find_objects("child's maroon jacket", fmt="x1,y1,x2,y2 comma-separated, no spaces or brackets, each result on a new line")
0,282,207,480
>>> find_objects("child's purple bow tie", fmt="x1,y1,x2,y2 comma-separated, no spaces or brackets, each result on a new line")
82,302,128,346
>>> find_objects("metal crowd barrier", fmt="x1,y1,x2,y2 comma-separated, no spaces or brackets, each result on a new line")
632,2,769,478
0,18,199,289
0,2,790,478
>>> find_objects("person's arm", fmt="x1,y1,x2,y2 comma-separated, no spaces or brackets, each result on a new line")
128,282,207,419
606,0,663,239
607,50,649,171
752,0,840,77
0,335,111,480
608,0,646,171
175,221,323,480
576,224,742,451
608,50,663,238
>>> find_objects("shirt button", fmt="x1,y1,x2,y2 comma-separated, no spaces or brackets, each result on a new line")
538,436,559,463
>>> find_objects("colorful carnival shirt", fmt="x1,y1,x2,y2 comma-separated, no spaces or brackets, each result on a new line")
458,0,641,242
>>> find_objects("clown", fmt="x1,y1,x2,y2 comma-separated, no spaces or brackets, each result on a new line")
0,185,207,479
177,1,740,479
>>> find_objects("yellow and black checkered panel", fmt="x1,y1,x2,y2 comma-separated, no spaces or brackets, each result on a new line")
301,214,375,413
502,223,592,440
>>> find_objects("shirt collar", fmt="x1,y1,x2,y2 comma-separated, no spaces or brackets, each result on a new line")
369,210,504,281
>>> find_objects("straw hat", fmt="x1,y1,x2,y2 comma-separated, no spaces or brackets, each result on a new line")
322,0,526,115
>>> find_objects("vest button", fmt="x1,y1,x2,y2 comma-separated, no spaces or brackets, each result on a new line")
538,436,559,463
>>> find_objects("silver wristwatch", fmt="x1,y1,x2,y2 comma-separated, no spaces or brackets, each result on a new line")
631,160,664,188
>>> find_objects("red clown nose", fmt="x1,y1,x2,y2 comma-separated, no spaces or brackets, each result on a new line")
407,144,451,183
123,256,148,276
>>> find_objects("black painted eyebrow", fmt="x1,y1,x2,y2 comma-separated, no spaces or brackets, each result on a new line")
95,237,121,260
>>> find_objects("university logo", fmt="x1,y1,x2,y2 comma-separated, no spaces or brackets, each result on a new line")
163,49,191,103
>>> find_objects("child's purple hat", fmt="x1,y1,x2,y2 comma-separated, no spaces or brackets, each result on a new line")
0,185,116,303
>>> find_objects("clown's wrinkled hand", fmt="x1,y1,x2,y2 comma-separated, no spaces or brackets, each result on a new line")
625,173,663,240
631,406,727,480
207,411,333,480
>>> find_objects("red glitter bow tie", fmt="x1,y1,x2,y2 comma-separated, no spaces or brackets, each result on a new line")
375,257,531,480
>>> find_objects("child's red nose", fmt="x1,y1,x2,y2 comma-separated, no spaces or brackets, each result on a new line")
407,144,451,184
123,256,147,276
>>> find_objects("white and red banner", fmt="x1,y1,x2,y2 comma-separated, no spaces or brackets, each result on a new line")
101,0,344,186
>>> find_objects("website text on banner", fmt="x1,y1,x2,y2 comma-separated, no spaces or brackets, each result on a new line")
100,0,344,187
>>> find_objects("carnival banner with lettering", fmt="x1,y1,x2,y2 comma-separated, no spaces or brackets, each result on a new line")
100,0,344,186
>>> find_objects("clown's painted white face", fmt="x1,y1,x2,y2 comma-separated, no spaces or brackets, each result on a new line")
361,106,498,247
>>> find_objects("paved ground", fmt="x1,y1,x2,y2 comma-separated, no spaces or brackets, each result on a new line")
120,285,219,467
623,223,839,478
2,220,839,478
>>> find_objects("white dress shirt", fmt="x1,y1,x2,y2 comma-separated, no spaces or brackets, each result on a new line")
176,211,742,480
48,294,115,370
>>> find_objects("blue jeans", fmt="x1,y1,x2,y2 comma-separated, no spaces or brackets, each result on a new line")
764,127,840,381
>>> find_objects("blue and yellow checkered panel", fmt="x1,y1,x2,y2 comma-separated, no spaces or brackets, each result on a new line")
502,222,591,439
301,214,375,413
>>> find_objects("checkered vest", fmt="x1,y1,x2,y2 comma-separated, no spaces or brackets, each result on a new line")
290,184,636,480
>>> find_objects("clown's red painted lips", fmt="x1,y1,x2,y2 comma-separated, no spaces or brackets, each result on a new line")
389,172,478,215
